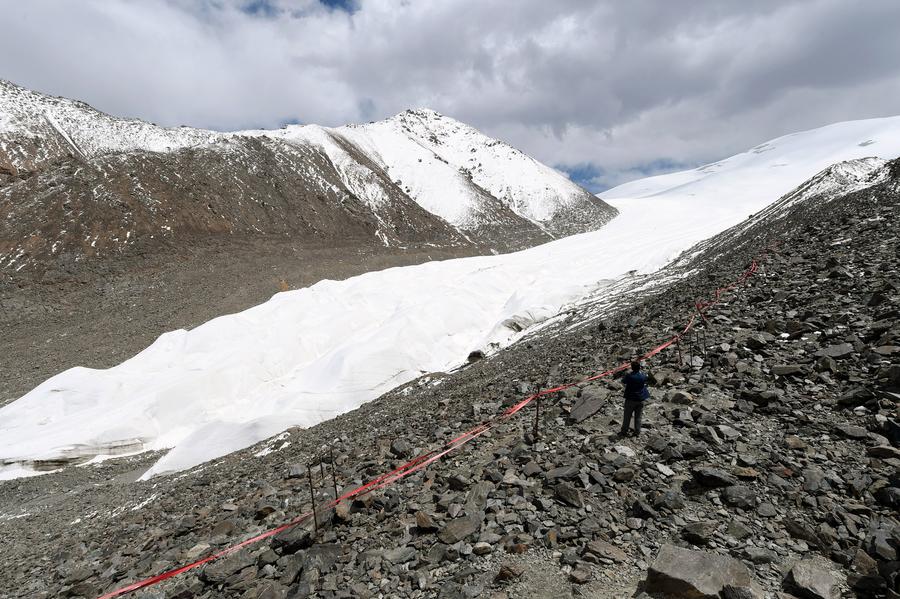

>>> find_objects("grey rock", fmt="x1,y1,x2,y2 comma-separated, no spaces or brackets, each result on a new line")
782,560,837,599
464,481,494,510
652,489,685,512
522,461,542,476
553,482,584,508
472,541,492,555
390,438,412,458
613,467,635,482
569,565,591,584
494,562,525,583
834,423,867,439
681,442,709,458
272,525,313,555
415,510,438,531
438,512,482,544
668,390,695,405
772,364,804,376
814,343,855,360
584,539,627,563
200,550,255,584
801,467,825,493
725,521,752,540
544,464,580,481
866,524,898,561
569,386,608,422
68,582,98,598
383,545,417,564
784,519,822,547
722,485,757,509
286,581,312,598
744,546,776,564
681,521,719,546
253,581,287,599
692,466,738,487
305,543,341,572
278,555,304,585
645,544,764,599
867,445,900,459
64,565,94,585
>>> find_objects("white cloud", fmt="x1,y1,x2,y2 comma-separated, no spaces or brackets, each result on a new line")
2,0,900,190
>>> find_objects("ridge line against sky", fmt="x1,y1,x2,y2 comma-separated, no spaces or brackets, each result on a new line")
2,0,900,191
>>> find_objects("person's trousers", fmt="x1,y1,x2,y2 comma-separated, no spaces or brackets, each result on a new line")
621,400,644,434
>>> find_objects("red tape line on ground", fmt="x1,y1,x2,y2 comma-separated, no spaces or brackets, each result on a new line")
97,255,765,599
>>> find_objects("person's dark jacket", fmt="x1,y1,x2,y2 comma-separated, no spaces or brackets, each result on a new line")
622,371,650,401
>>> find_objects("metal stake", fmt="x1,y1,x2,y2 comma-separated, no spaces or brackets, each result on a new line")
307,465,318,535
533,393,541,440
330,446,339,499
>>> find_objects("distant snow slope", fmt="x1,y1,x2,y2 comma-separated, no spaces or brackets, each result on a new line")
603,115,900,214
1,114,899,480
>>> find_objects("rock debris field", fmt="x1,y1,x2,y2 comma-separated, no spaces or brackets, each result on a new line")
1,161,899,599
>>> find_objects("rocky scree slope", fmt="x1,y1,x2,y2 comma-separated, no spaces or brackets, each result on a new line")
0,79,615,278
2,160,898,598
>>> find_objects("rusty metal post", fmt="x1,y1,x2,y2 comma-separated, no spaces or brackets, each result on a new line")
330,446,339,499
307,465,318,535
319,456,326,484
695,330,702,362
533,393,541,440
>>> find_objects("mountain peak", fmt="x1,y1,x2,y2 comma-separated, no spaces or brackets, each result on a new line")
397,107,448,119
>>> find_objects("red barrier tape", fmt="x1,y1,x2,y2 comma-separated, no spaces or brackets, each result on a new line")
97,253,767,599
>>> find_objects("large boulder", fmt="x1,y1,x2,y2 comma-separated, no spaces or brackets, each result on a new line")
692,466,738,488
583,539,627,563
438,512,483,544
782,560,837,599
200,549,255,584
681,521,719,546
272,524,314,555
554,482,584,508
814,343,855,359
645,544,764,598
569,386,609,423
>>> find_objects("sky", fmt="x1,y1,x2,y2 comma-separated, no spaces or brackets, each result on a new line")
2,0,900,191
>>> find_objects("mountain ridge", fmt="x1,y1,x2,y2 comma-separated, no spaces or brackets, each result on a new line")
0,79,617,275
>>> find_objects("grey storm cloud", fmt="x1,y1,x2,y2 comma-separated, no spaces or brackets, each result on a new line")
2,0,900,190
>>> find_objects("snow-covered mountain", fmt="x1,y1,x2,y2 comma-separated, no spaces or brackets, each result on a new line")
2,113,899,480
249,109,613,242
0,80,615,274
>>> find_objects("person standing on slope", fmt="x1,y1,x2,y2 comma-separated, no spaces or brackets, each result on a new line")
619,360,650,437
